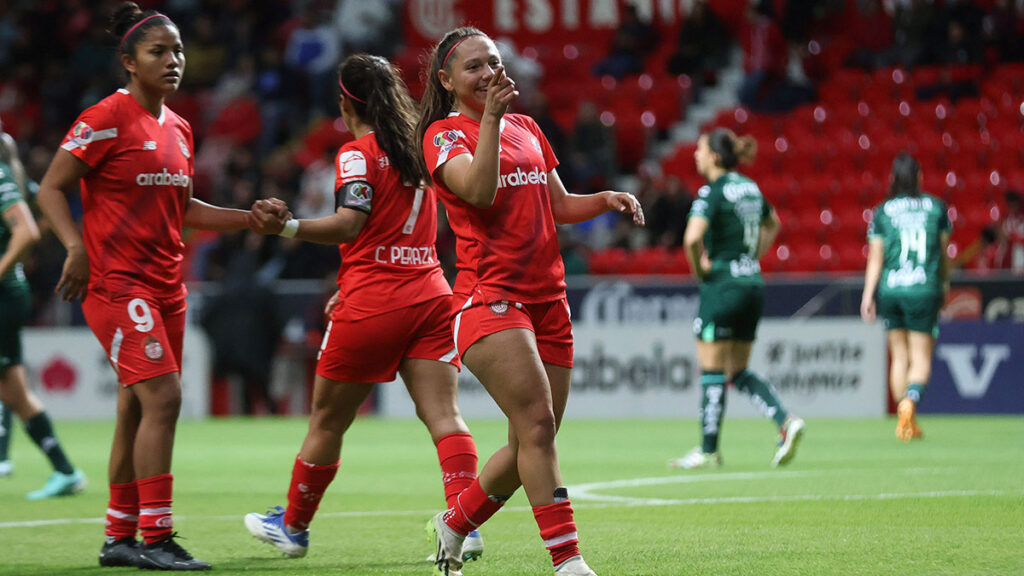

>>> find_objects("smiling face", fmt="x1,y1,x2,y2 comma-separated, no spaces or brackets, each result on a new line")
122,24,185,96
439,35,501,115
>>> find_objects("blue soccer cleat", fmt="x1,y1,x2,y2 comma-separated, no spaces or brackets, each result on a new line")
244,505,309,558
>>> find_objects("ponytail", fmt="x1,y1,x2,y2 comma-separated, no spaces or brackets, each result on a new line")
338,54,428,186
706,128,757,169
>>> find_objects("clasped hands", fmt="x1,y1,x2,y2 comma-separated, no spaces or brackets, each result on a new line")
247,198,292,235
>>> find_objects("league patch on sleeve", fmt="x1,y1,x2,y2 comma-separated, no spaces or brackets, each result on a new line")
337,180,374,214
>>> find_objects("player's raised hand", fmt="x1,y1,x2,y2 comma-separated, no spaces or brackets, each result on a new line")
56,244,90,302
484,65,517,119
606,192,645,226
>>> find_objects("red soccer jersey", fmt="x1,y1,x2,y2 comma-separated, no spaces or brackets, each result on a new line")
61,89,192,298
422,113,566,304
333,132,450,319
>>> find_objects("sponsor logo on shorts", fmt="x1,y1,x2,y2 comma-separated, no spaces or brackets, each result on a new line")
144,337,165,361
490,301,510,316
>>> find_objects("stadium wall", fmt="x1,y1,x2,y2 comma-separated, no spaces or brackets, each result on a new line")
380,319,888,419
21,328,210,420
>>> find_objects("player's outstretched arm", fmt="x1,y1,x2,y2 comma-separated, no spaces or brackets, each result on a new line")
265,201,369,246
183,184,285,233
546,168,644,225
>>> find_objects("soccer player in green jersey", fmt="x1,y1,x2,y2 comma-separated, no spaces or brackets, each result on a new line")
672,128,804,470
0,126,85,496
861,153,950,441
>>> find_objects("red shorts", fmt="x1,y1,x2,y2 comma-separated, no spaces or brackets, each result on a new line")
82,290,186,386
452,293,573,368
316,295,460,383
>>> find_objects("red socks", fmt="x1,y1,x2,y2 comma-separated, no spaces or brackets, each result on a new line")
106,480,139,540
283,455,339,531
442,477,505,535
137,473,173,545
534,500,580,566
435,432,478,508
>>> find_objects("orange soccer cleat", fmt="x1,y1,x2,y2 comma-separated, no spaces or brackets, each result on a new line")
896,398,923,441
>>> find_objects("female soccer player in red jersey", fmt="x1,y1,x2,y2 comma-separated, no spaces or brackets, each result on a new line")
243,53,483,562
417,27,644,576
36,3,285,571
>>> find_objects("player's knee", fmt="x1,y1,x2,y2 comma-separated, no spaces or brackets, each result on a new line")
514,407,557,449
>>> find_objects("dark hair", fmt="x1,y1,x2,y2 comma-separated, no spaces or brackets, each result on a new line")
706,128,757,169
415,26,488,159
888,152,921,198
339,54,428,186
109,1,177,56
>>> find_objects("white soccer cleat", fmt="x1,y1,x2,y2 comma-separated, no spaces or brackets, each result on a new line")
668,447,722,469
426,511,464,576
554,555,598,575
462,529,483,561
427,528,482,563
244,505,309,558
772,416,805,467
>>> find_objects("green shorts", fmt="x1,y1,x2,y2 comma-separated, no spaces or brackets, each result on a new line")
0,284,31,373
694,282,763,342
878,291,942,337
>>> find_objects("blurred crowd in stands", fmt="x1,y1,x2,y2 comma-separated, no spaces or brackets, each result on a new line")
2,0,1024,327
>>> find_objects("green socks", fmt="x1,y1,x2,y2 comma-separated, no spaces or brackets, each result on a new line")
25,412,75,475
905,383,925,404
700,372,727,454
733,369,788,428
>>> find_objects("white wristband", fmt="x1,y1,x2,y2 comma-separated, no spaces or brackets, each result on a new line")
279,218,299,238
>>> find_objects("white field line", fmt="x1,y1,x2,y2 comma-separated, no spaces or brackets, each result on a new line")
1,469,1018,530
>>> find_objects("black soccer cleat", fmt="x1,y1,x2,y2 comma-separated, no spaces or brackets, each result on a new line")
137,533,211,571
99,536,143,567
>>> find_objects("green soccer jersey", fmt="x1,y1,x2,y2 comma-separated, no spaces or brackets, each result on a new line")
0,160,29,289
868,192,951,297
688,171,773,285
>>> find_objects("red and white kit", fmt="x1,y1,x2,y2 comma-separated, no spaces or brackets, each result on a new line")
61,88,192,385
423,113,572,366
317,132,458,383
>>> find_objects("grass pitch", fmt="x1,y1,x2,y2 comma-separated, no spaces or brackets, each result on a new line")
1,416,1022,575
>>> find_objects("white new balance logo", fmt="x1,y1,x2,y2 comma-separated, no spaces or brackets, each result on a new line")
143,141,157,150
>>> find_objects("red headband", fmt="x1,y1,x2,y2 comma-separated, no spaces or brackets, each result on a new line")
119,13,171,53
338,77,366,104
441,34,484,69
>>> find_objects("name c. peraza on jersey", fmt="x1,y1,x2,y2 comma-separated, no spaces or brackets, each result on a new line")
135,168,190,187
374,245,436,265
498,166,547,189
